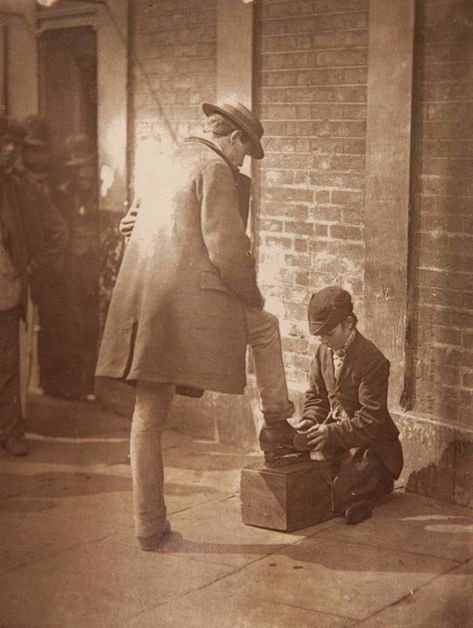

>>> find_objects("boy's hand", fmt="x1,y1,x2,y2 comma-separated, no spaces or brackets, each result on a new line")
305,423,329,451
294,418,315,432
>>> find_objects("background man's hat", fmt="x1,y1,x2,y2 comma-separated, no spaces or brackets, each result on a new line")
201,100,264,159
23,115,51,148
308,286,353,335
0,115,26,145
64,133,95,167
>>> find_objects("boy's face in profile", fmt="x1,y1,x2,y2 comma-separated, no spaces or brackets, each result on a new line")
317,317,354,351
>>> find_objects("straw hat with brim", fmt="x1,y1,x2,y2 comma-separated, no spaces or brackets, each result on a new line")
201,101,264,159
308,286,353,336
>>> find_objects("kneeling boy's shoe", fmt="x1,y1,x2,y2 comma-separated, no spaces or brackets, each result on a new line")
138,520,171,551
344,499,373,525
259,421,307,467
2,436,29,457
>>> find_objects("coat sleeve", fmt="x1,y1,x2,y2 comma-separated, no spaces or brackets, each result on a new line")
17,180,68,274
199,161,263,308
327,355,391,450
303,350,331,424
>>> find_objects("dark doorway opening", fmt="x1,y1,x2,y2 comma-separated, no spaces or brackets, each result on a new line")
39,26,97,160
34,26,100,400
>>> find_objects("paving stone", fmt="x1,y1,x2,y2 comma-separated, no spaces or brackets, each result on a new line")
3,396,472,627
125,589,354,628
0,508,121,573
0,464,131,500
15,435,130,468
317,491,473,562
115,495,339,568
0,535,234,628
360,559,473,627
26,394,130,438
200,535,457,621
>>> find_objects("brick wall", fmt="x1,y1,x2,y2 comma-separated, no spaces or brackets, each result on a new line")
253,0,369,384
410,0,473,428
131,0,217,188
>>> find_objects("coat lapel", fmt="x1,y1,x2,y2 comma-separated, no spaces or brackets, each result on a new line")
320,345,336,391
335,330,360,390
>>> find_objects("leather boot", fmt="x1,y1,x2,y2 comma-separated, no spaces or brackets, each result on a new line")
259,420,307,467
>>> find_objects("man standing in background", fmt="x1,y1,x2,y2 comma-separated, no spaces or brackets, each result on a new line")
18,115,77,399
0,115,66,456
59,134,100,400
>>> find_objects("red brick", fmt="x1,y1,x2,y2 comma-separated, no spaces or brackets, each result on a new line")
418,305,473,330
284,254,311,269
463,333,473,350
259,12,368,37
263,186,313,204
285,302,309,321
282,336,310,353
260,85,367,104
294,238,309,253
313,0,368,12
418,269,473,292
261,0,314,19
261,203,309,221
463,372,473,388
264,235,293,250
329,225,362,241
315,224,328,237
260,219,283,232
312,206,343,222
284,221,314,236
295,270,309,285
316,49,368,68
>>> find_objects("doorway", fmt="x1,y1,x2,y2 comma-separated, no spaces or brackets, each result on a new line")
33,26,100,400
39,26,97,161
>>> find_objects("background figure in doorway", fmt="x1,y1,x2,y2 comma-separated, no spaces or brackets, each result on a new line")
59,134,99,399
19,115,81,400
0,115,67,456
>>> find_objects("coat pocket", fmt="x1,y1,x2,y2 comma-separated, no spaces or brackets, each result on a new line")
199,270,232,295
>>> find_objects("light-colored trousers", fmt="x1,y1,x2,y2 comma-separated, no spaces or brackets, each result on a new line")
130,307,291,537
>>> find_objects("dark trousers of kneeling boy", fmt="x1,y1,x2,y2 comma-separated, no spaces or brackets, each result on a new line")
294,287,403,525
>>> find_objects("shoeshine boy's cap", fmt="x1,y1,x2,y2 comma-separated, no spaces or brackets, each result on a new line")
308,286,353,336
201,100,265,159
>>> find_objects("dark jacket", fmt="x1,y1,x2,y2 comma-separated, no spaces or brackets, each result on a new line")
1,172,68,309
96,137,263,394
303,330,403,478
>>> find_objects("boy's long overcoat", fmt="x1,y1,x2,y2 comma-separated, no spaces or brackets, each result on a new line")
96,138,262,394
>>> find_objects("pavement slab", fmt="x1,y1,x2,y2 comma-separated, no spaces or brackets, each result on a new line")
360,559,473,627
0,507,121,574
316,491,473,563
0,534,234,628
125,588,354,628
121,494,339,568
2,397,473,627
199,535,457,621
